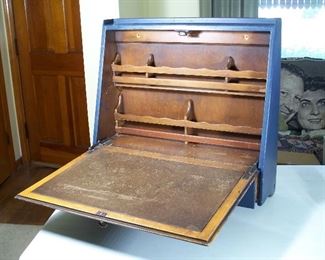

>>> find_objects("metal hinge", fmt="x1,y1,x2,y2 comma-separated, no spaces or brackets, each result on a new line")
88,137,111,153
24,122,29,139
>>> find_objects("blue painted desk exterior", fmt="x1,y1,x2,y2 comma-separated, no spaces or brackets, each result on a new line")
94,18,281,206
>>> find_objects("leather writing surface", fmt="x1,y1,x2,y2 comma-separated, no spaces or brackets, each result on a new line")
33,145,244,232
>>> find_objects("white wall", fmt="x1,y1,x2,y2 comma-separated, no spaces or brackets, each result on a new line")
0,2,22,160
119,0,147,17
79,0,119,144
147,0,200,17
119,0,200,18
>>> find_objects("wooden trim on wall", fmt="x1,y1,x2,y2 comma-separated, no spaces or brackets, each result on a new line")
0,46,15,171
2,0,30,163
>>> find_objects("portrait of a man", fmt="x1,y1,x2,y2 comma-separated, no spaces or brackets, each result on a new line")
280,65,304,122
279,64,305,132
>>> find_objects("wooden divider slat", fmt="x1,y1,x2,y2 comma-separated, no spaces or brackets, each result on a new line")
112,64,267,80
115,83,265,97
113,76,265,94
115,113,261,136
116,127,260,151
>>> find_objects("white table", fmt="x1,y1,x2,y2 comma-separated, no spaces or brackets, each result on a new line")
20,166,325,260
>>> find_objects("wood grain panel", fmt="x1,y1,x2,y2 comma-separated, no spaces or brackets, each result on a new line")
34,75,64,144
120,88,264,129
26,0,67,52
31,53,84,75
25,0,48,50
57,75,71,145
63,0,83,52
117,43,269,71
115,31,269,45
47,0,68,53
39,146,81,164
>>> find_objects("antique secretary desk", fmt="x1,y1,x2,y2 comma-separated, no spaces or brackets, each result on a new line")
17,18,281,245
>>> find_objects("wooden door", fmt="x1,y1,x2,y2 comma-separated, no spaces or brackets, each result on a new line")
0,50,14,184
12,0,90,165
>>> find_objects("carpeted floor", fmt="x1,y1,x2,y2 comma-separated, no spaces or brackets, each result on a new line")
0,224,42,260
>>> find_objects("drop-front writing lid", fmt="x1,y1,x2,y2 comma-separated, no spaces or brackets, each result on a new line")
17,135,258,245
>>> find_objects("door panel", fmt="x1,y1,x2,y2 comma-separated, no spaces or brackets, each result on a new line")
34,75,65,144
13,0,90,165
0,51,13,184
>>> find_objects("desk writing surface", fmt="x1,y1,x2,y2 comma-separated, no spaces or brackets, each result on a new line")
33,145,242,232
20,166,325,260
17,136,258,244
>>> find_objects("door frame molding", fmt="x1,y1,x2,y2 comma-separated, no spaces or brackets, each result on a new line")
0,42,15,171
2,0,30,163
